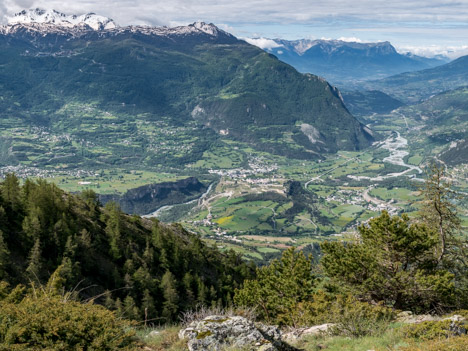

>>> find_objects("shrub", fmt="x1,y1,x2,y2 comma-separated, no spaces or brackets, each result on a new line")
402,320,466,341
234,247,315,326
402,335,468,351
0,283,138,351
328,296,395,338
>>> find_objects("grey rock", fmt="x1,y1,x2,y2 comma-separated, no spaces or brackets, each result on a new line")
283,323,335,342
179,315,298,351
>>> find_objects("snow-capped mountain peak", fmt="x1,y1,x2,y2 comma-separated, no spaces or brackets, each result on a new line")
190,22,220,36
7,8,117,30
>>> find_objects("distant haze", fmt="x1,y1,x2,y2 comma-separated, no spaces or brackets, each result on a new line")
1,0,467,58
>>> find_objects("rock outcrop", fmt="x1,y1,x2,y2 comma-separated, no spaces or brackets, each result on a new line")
283,323,335,342
99,177,207,215
179,315,298,351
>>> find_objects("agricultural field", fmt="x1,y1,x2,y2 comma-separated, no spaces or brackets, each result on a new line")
1,93,466,263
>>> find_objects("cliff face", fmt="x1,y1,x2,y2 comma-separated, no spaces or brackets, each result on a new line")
99,177,207,215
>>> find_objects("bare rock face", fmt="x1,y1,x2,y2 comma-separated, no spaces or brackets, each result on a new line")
179,315,297,351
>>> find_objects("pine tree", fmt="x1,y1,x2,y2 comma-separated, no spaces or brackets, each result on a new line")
321,211,456,312
142,289,156,324
160,271,179,322
123,295,140,320
104,290,115,310
1,173,20,209
26,238,43,282
196,278,208,306
235,247,315,326
0,230,10,279
22,210,42,241
104,202,122,259
182,272,195,308
419,163,462,264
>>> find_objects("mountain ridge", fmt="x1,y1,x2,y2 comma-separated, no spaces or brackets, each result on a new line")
365,55,468,103
246,37,448,86
0,9,373,169
7,8,117,30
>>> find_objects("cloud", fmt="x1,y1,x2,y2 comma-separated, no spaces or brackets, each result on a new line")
396,45,468,59
2,0,468,26
337,36,363,43
1,0,467,51
242,37,283,50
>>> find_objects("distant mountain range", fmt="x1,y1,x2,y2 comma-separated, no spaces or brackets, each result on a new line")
0,9,373,173
365,55,468,103
247,38,448,86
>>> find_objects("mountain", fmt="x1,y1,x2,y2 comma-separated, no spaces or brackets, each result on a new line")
7,8,117,30
341,90,405,117
365,55,468,103
247,38,447,86
0,9,372,173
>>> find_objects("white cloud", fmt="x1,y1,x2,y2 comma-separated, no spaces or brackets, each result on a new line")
0,0,467,51
2,0,468,26
243,37,283,50
397,45,468,59
338,36,363,43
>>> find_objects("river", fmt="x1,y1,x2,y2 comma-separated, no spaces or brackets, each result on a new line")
348,131,422,182
142,182,215,218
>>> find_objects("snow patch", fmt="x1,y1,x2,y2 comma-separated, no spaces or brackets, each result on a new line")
8,8,117,30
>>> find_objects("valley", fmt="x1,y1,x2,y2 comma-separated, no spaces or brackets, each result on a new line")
3,100,465,263
0,16,466,264
1,7,468,351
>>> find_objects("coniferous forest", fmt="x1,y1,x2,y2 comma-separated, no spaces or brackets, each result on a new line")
0,174,254,323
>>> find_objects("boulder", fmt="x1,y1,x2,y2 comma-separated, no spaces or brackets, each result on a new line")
179,315,297,351
283,323,335,342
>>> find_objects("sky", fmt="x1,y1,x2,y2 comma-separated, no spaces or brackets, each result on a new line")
1,0,468,58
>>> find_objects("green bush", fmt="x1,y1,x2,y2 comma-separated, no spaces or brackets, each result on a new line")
328,296,395,338
0,284,138,351
402,320,466,341
402,335,468,351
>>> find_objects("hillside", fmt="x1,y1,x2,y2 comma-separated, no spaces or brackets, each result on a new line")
366,55,468,103
250,38,446,86
341,90,405,117
396,86,468,165
0,174,253,322
0,12,373,174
